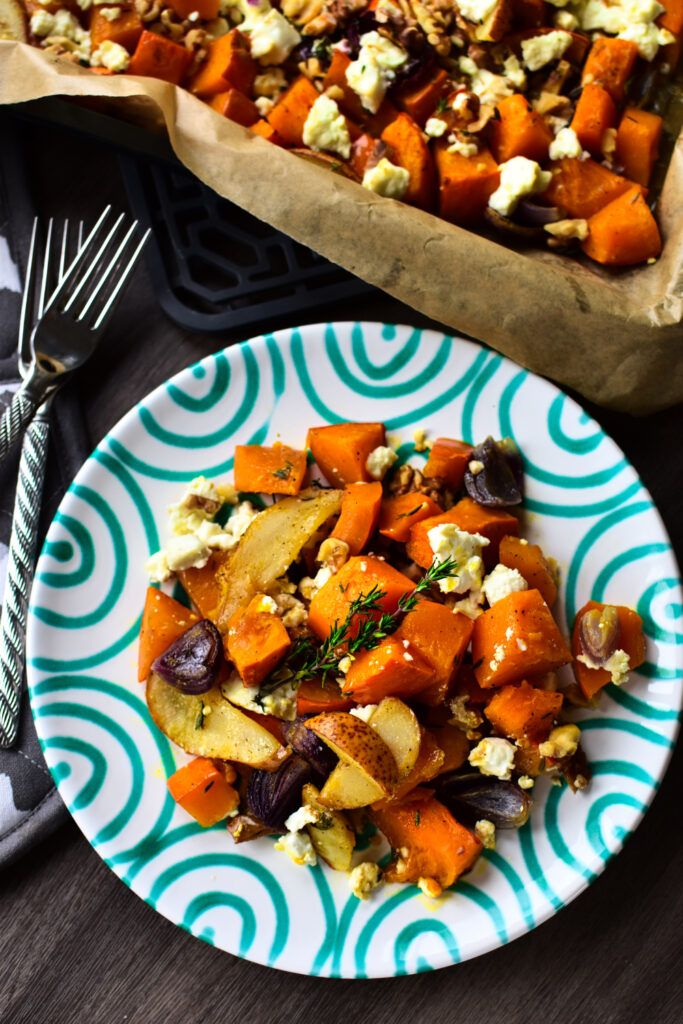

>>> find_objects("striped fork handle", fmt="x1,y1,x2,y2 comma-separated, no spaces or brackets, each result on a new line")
0,388,40,466
0,406,51,747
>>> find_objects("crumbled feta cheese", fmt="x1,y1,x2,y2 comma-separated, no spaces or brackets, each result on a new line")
261,681,298,720
285,805,320,832
241,6,300,65
253,67,287,97
274,830,317,866
350,703,377,722
449,591,485,619
418,877,443,898
413,427,428,451
99,5,121,20
303,94,351,160
554,8,579,28
348,861,382,900
468,459,484,475
577,0,673,60
255,96,275,117
456,0,498,21
577,648,631,686
447,135,479,158
346,31,407,114
299,564,333,601
362,158,411,199
365,445,399,479
521,30,572,71
489,156,552,217
220,675,263,714
469,737,516,780
503,54,527,89
30,10,55,35
252,594,278,614
428,523,489,595
338,655,354,674
549,126,587,161
145,550,171,583
475,819,496,849
424,117,448,138
165,533,211,572
169,476,223,535
539,723,580,759
223,500,259,546
482,564,529,606
459,56,514,105
518,775,535,789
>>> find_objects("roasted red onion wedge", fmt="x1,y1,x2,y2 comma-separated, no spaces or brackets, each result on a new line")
151,619,223,694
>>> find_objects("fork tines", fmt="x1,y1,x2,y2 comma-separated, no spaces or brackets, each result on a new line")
45,207,150,332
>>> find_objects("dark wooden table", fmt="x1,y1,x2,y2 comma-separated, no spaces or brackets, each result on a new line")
1,121,682,1024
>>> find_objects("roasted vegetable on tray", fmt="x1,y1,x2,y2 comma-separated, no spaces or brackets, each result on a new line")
9,0,682,266
136,422,646,901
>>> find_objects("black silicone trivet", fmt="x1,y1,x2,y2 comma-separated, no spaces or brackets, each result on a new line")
118,153,375,333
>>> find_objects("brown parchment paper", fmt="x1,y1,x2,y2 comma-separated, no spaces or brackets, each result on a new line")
1,40,681,414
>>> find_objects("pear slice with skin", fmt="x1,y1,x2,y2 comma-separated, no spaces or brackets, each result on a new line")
306,711,399,809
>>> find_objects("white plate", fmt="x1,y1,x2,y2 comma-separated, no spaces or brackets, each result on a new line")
27,322,682,978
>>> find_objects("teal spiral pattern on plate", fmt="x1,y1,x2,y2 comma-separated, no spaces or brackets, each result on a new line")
26,323,682,979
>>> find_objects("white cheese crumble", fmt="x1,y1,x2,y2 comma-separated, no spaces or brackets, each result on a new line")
474,819,496,849
348,861,383,900
299,564,333,601
554,8,579,28
504,54,527,89
469,737,516,780
362,158,411,198
577,648,631,686
447,135,479,157
285,805,320,832
99,6,122,20
251,595,278,615
521,30,572,71
538,723,580,759
577,0,674,60
350,703,377,722
428,523,489,595
469,459,484,475
274,830,317,866
482,564,529,606
518,775,535,789
458,56,514,105
345,31,407,114
302,94,351,160
222,674,297,720
365,445,399,479
424,117,449,138
549,126,588,161
91,40,131,71
456,0,498,22
240,4,301,65
489,156,552,217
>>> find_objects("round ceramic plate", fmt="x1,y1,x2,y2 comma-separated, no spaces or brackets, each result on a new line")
27,323,681,979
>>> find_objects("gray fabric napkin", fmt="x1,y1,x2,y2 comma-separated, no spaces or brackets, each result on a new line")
0,116,88,868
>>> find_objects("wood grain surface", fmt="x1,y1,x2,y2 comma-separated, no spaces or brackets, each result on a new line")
1,120,681,1024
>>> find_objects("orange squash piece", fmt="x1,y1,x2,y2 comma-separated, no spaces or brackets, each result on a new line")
250,119,285,145
233,442,307,495
572,600,646,699
581,37,638,103
435,142,500,225
330,481,383,554
472,588,573,688
658,0,683,66
542,157,638,219
424,437,474,489
373,727,445,805
297,679,355,714
615,107,663,187
267,75,320,148
484,680,563,742
372,797,482,889
570,83,618,158
307,421,386,488
489,93,553,164
226,595,291,686
128,30,193,85
378,493,443,544
138,587,200,682
308,555,415,641
381,112,437,211
190,29,256,99
499,534,557,607
177,550,230,621
341,635,434,703
581,186,662,266
406,497,519,570
209,89,260,127
90,9,143,54
395,600,474,706
422,706,470,773
167,757,239,827
393,67,450,126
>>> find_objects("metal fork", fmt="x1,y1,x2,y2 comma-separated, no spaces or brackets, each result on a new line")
0,207,150,465
0,212,150,747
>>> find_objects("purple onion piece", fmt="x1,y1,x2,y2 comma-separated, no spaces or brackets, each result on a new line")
151,619,223,695
246,755,316,831
516,199,563,227
434,772,531,829
579,605,621,666
464,436,524,507
282,716,338,780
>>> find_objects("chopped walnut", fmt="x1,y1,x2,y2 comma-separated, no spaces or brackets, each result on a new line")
601,126,618,158
533,91,572,116
281,0,326,27
542,58,572,95
448,695,483,733
303,0,367,37
159,8,184,40
386,463,454,508
183,27,208,52
317,537,350,572
298,56,324,80
254,67,288,98
134,0,162,23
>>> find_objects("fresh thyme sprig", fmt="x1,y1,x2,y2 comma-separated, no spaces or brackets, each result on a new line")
260,557,459,693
